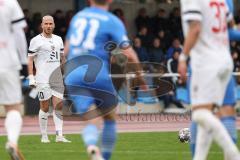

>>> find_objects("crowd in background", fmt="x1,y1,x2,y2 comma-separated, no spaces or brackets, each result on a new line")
22,7,240,108
23,7,240,76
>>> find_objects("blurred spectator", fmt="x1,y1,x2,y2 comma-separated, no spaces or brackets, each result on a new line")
166,38,182,60
135,8,151,32
113,8,126,27
53,9,67,40
23,9,32,44
159,90,185,109
32,12,42,36
159,50,184,110
232,50,240,72
168,7,183,40
65,10,74,28
235,9,240,24
231,49,240,84
230,41,240,53
167,50,180,73
136,26,153,48
157,30,172,51
152,9,169,34
133,37,149,62
149,37,165,64
158,52,184,110
167,50,183,85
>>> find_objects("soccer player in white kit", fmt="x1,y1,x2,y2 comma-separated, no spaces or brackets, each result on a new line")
28,15,70,143
179,0,240,159
0,0,27,159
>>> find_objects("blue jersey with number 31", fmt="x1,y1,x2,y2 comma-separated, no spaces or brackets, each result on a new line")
65,7,128,112
66,7,128,62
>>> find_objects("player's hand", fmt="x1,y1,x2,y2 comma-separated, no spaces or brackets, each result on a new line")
178,61,187,83
28,75,36,88
178,53,188,83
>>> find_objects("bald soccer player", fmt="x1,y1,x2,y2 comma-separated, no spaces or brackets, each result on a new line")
28,15,71,143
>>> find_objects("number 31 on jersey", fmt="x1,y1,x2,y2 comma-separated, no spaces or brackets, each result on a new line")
70,18,100,50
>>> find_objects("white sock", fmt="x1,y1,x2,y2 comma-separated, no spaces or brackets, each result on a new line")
193,109,239,159
53,110,63,136
39,109,48,137
194,125,213,160
4,110,22,145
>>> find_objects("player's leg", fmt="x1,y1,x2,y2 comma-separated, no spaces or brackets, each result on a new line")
191,77,237,158
85,117,103,160
220,77,237,144
5,105,24,160
220,77,237,160
191,69,239,160
190,121,197,157
193,106,239,160
1,70,24,159
78,100,103,160
194,124,213,160
101,110,117,160
186,69,198,157
37,85,53,143
39,99,50,143
67,92,103,159
221,110,238,160
52,95,71,143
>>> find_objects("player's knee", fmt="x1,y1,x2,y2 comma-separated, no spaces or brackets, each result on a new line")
40,102,49,112
54,101,63,110
41,107,49,113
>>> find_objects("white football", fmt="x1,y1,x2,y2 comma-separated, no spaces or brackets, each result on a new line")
178,128,191,143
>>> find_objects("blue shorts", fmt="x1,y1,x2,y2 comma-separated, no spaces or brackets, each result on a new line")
64,64,117,114
187,76,236,106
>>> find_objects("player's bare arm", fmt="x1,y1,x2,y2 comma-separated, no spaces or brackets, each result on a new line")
63,39,70,57
27,56,36,88
122,47,139,63
178,21,201,82
28,56,34,75
122,47,147,90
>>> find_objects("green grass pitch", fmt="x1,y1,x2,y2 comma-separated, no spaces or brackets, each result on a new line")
0,132,239,160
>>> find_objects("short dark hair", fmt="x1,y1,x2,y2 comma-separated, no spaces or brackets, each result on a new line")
93,0,109,5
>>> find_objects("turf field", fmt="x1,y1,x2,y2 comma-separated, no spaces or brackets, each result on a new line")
0,132,238,160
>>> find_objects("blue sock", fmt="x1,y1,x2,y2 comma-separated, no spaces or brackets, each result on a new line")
101,120,117,160
221,116,237,143
82,124,99,146
190,121,197,157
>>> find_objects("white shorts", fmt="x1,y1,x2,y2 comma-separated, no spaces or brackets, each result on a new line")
36,83,64,101
190,67,232,106
0,70,22,105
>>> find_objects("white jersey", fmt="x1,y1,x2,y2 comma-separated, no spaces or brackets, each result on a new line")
0,0,27,71
28,34,64,84
181,0,233,70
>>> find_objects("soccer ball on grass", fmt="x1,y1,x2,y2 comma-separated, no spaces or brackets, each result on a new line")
178,128,191,143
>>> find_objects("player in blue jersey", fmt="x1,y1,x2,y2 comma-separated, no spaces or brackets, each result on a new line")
64,0,144,160
189,0,240,158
